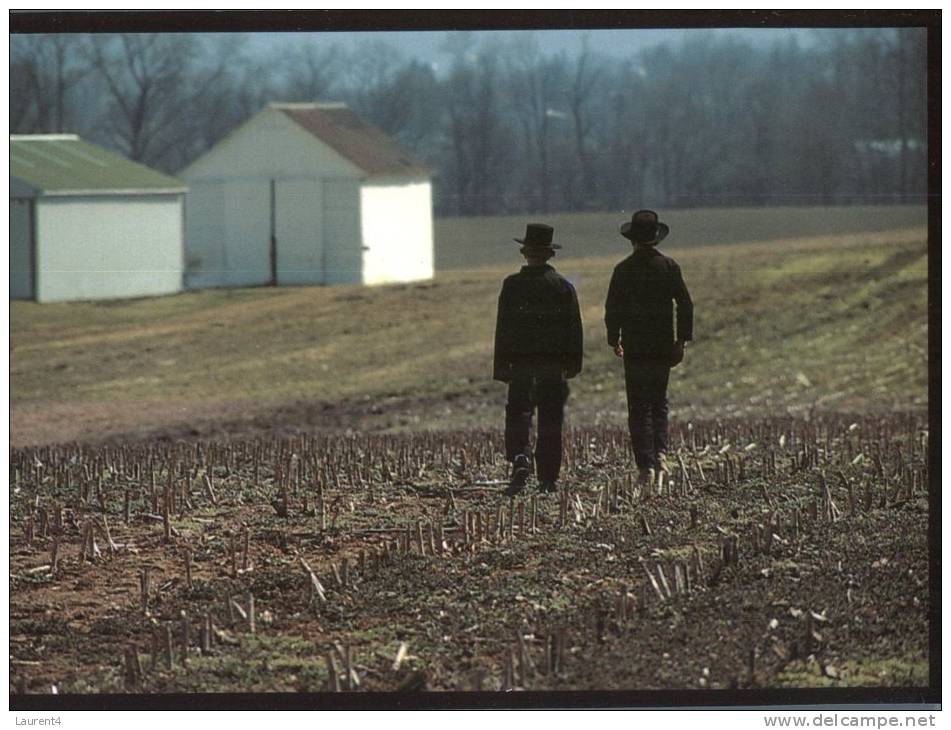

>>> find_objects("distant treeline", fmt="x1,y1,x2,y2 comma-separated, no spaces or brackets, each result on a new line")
11,29,927,216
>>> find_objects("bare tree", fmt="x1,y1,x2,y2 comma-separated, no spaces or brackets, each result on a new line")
83,33,231,171
12,28,927,212
182,34,279,164
10,34,86,133
442,47,512,215
280,40,341,102
600,60,651,210
567,35,605,209
503,36,570,213
892,28,927,201
340,40,406,130
10,49,40,132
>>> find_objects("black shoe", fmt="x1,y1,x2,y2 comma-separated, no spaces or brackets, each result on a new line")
537,481,558,494
506,454,530,495
504,482,525,497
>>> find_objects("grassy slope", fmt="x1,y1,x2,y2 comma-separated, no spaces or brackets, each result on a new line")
11,220,928,442
434,205,928,270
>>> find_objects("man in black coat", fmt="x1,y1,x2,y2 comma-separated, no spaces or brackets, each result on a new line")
604,210,693,487
494,223,584,496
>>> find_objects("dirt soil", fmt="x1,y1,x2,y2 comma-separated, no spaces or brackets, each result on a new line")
11,392,497,447
9,412,930,698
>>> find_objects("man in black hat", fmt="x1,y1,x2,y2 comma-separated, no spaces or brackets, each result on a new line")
494,223,584,496
604,210,693,488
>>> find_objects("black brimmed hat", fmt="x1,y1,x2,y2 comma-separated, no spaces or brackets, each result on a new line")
513,223,561,249
620,210,669,245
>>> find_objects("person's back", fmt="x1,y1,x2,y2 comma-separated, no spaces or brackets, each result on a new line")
495,264,583,372
605,246,690,360
494,223,583,496
603,210,693,487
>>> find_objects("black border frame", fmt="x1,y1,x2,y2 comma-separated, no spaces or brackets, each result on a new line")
8,7,941,712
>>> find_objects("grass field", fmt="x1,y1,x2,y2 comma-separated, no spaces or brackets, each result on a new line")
433,205,928,270
11,208,928,446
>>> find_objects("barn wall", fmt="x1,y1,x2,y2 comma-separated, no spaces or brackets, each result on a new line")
182,108,360,181
186,176,329,288
182,108,360,288
183,179,227,288
35,195,183,303
10,198,34,300
360,179,434,285
11,177,36,198
184,178,273,288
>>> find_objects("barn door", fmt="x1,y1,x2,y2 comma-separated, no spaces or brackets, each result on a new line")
272,177,323,286
223,179,271,286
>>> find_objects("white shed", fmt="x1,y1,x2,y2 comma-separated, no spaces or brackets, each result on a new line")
10,134,187,303
179,102,434,288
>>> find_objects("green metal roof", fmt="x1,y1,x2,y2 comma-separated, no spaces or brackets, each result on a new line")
10,135,186,196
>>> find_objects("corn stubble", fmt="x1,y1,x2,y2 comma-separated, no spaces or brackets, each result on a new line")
9,411,929,692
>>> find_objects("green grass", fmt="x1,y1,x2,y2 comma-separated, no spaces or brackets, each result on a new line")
11,215,928,441
58,634,336,694
774,655,929,688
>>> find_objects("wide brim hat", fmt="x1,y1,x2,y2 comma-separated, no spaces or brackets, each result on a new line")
513,222,561,249
620,209,669,244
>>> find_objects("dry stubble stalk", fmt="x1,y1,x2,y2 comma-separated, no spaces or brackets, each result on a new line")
200,614,211,654
150,629,160,671
656,564,672,598
180,610,189,666
162,491,171,544
345,644,353,690
203,474,217,505
640,515,652,536
50,537,60,577
163,625,173,670
140,567,151,614
327,653,340,691
124,645,142,690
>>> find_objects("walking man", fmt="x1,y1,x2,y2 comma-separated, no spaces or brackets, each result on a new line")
494,223,584,496
604,210,693,487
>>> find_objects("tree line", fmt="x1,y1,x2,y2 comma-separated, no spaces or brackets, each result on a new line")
11,29,927,216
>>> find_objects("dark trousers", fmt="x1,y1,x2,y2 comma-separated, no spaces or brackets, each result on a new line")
504,363,568,483
623,356,671,470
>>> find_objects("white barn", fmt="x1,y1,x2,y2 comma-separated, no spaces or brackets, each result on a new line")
179,102,434,289
10,134,187,303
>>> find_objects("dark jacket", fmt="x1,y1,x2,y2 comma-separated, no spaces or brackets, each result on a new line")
494,264,584,382
604,246,693,358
